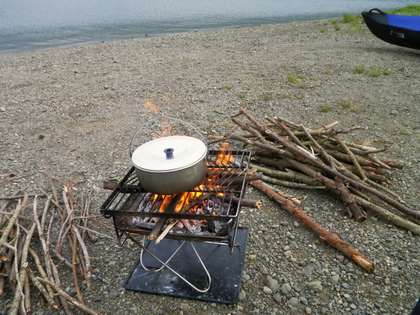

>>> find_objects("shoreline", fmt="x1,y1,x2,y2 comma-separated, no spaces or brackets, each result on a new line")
1,18,420,314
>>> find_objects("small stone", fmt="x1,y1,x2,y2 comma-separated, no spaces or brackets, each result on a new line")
306,280,323,292
91,296,101,302
341,283,351,289
331,274,340,284
242,274,251,282
263,286,273,294
266,277,279,292
305,307,312,314
273,293,282,303
109,289,119,299
248,254,257,261
261,267,269,275
300,297,308,305
239,290,246,301
289,297,299,307
284,250,292,257
281,283,292,295
344,293,353,303
304,265,314,277
180,303,188,310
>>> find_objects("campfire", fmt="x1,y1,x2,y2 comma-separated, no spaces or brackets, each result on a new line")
101,148,257,251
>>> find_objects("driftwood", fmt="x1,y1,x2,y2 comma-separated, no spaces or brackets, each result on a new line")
209,108,420,270
0,173,108,315
224,109,418,221
252,180,375,272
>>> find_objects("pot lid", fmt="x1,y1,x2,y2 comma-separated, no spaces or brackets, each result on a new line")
132,136,207,173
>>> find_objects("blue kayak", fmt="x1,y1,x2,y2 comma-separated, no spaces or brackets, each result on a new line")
362,8,420,50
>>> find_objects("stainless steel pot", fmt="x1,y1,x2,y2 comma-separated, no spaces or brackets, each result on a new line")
131,135,207,195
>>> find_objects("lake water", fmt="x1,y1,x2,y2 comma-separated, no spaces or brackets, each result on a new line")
1,0,418,54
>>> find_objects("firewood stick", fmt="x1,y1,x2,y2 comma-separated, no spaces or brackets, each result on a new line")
28,248,56,300
317,148,379,168
33,196,56,293
364,155,391,170
26,268,58,309
230,123,366,220
0,189,21,229
71,231,84,305
377,158,404,169
155,219,178,244
72,226,92,281
251,180,374,272
252,155,290,170
44,207,71,314
348,186,371,201
262,175,326,190
213,172,263,186
365,179,402,201
300,124,335,168
352,195,420,235
0,197,27,251
9,222,36,315
231,196,262,209
48,249,72,315
331,177,366,222
0,267,5,295
342,164,391,185
272,119,309,151
80,189,93,242
251,162,320,186
233,113,418,220
332,134,367,181
148,195,181,241
76,225,112,240
154,193,211,243
36,277,99,315
23,266,31,314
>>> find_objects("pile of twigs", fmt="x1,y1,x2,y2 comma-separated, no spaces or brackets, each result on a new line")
210,109,420,272
0,172,109,315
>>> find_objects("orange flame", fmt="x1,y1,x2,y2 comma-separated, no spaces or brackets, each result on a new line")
153,143,233,214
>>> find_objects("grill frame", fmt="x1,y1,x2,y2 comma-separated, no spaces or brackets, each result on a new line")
100,150,251,247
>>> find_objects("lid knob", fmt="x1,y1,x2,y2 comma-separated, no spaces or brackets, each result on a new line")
164,148,174,160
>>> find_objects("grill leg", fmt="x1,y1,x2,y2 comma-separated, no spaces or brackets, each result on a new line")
128,234,212,293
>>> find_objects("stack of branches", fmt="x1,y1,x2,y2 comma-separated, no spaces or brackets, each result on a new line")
0,172,109,315
210,109,420,272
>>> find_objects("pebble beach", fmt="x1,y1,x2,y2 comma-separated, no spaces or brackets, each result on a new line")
1,17,420,314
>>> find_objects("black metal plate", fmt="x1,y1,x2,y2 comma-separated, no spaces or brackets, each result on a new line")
124,227,249,304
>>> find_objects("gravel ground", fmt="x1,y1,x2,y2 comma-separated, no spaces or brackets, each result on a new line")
1,17,420,315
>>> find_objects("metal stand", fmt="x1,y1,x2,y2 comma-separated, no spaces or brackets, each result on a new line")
139,238,212,293
123,227,249,304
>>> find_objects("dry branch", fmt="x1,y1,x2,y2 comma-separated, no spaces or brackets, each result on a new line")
37,277,99,315
252,180,374,272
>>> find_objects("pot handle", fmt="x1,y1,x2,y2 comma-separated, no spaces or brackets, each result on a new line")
129,115,207,156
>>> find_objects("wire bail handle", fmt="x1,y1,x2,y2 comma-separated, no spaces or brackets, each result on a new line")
129,115,207,157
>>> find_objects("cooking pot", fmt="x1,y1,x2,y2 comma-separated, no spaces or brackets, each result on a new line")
130,117,207,195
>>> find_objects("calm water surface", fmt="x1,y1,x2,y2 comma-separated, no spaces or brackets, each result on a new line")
1,0,419,54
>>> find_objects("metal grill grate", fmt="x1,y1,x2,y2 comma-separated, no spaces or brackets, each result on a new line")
100,150,251,245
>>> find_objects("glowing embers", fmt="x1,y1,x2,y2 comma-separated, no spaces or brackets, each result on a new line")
132,192,235,236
